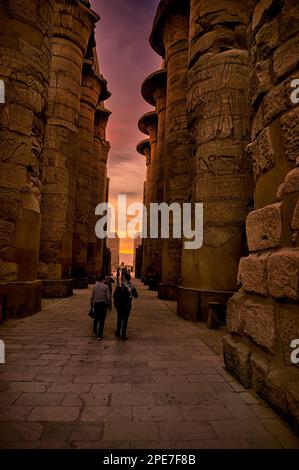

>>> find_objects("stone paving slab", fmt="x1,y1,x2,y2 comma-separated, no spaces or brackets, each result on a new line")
0,281,298,449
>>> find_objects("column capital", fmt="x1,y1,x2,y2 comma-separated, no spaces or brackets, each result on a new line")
141,68,167,106
53,0,100,53
150,0,190,57
138,111,158,136
137,139,151,165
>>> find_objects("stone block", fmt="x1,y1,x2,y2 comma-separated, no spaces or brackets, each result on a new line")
265,369,290,418
238,253,269,296
279,304,299,366
251,351,272,397
243,299,277,353
226,290,247,334
280,107,299,162
267,249,299,301
223,335,252,388
246,203,282,251
283,168,299,195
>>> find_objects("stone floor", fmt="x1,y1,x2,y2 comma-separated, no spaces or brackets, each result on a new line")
0,281,298,449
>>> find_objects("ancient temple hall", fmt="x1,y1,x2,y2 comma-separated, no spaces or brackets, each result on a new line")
0,0,298,451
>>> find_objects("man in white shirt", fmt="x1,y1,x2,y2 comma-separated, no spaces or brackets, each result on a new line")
90,275,110,340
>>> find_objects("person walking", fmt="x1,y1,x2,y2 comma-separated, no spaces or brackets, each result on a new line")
90,274,111,340
113,273,138,340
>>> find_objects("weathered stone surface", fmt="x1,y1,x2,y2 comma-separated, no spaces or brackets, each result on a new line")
251,351,272,397
238,253,269,296
247,126,275,180
267,249,299,301
246,203,282,251
243,299,277,354
226,290,247,334
223,335,252,388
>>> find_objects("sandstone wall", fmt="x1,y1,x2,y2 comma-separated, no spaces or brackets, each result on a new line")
224,0,299,427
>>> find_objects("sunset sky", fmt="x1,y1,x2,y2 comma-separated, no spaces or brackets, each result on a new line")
91,0,161,264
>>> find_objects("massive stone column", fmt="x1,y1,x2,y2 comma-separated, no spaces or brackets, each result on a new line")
224,0,299,427
141,69,167,287
137,140,151,282
0,0,54,318
72,54,110,287
87,104,111,281
177,0,252,321
150,0,190,299
138,112,158,283
39,0,99,297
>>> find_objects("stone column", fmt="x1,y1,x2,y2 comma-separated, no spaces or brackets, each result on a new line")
177,0,252,321
138,112,158,283
224,0,299,427
87,104,111,281
150,0,190,299
141,69,167,287
72,63,107,288
137,140,151,282
0,0,54,317
39,0,99,297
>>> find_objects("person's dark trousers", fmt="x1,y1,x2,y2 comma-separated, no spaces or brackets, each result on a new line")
93,302,107,338
116,307,131,338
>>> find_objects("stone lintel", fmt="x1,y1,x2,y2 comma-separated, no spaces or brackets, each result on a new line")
141,68,167,106
138,111,158,136
150,0,190,57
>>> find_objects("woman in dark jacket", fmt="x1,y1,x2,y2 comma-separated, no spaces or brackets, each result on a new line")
113,273,138,340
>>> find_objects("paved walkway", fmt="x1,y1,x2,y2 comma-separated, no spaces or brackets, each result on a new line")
0,281,298,449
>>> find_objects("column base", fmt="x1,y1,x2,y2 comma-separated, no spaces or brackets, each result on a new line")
177,286,234,322
0,280,42,320
148,278,160,291
158,283,177,300
41,279,73,298
73,278,89,289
